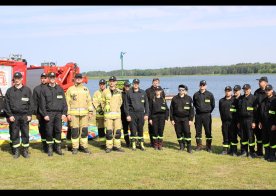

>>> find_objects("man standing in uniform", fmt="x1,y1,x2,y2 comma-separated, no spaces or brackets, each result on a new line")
102,76,124,153
254,76,269,156
146,78,165,147
219,86,237,155
40,72,68,156
193,80,215,152
33,72,48,153
92,79,106,148
66,73,93,154
124,78,149,151
4,72,34,158
237,84,257,158
121,81,131,147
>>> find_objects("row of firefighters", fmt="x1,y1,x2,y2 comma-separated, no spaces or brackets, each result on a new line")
1,72,276,162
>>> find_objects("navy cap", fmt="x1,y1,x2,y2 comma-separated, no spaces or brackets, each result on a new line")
133,78,140,84
13,72,22,78
225,86,232,91
154,86,163,91
265,84,273,91
178,84,188,91
109,76,117,81
242,84,251,90
200,80,207,85
75,73,83,78
257,76,268,83
233,85,241,91
124,81,131,86
99,79,106,84
48,72,56,78
41,73,47,78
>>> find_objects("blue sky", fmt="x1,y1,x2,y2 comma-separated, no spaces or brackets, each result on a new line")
1,6,276,72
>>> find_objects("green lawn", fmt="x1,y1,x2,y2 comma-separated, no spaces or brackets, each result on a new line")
0,118,275,189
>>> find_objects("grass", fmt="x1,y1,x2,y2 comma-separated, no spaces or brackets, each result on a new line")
0,118,275,189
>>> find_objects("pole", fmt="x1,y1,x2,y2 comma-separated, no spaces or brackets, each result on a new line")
120,52,126,77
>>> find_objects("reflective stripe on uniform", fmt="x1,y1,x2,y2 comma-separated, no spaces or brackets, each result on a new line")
249,142,255,146
13,143,21,148
271,145,276,149
206,138,212,140
177,137,183,141
231,142,238,146
185,138,191,141
46,141,54,144
41,139,46,142
247,107,254,111
104,112,121,119
242,141,248,145
269,110,276,115
223,144,229,147
99,137,106,142
54,139,61,144
153,136,158,139
263,143,270,147
196,137,202,140
230,108,237,112
22,143,29,147
256,140,262,144
157,136,164,139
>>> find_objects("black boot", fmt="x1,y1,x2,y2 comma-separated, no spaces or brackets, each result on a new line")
55,143,64,155
256,143,263,157
240,144,248,157
228,145,233,155
248,146,257,159
154,139,158,150
48,143,53,156
13,147,20,159
220,147,228,155
158,139,163,150
124,135,130,148
22,147,30,158
206,140,212,153
264,147,270,160
149,135,154,148
42,141,48,153
179,141,184,151
231,145,238,157
187,141,192,153
195,139,202,151
268,148,276,162
79,146,92,154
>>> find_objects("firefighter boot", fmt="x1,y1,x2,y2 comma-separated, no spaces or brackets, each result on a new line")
206,140,212,153
47,144,53,157
55,143,64,156
139,141,146,151
240,144,248,157
268,148,276,162
158,139,163,150
42,141,48,153
256,143,263,157
154,139,158,150
22,147,30,158
79,146,91,154
13,147,20,159
187,141,192,153
228,145,233,155
264,147,270,160
248,146,257,159
131,138,136,151
179,141,184,151
231,145,238,157
195,139,202,151
220,147,228,155
72,148,78,155
124,134,130,148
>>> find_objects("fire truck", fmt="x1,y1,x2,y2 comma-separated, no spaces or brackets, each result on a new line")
0,54,88,117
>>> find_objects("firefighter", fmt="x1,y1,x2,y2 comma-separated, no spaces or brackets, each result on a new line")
254,76,275,157
124,78,149,151
170,84,194,153
149,86,169,150
230,85,242,156
121,81,131,147
92,79,106,148
39,72,68,156
4,72,34,158
32,72,48,153
259,84,276,162
146,78,165,147
66,73,93,155
219,86,237,155
237,84,257,158
102,76,124,153
193,80,215,152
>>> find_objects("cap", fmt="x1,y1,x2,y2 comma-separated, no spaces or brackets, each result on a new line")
75,73,83,78
242,84,251,90
200,80,207,86
41,73,47,78
233,85,241,91
225,86,232,91
265,84,273,91
178,84,188,91
109,76,117,81
99,79,106,84
124,81,131,86
13,72,22,78
257,76,268,83
152,78,160,82
133,78,140,84
154,86,163,91
48,72,56,78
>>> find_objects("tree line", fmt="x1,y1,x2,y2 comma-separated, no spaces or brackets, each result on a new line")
85,63,276,77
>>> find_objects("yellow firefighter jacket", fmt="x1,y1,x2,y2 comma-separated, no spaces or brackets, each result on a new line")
102,87,122,119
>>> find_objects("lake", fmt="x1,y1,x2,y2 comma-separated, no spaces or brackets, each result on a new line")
84,74,276,117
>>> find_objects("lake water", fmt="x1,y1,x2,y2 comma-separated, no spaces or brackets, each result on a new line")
84,74,276,117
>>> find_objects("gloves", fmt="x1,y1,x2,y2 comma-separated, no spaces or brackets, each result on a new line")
105,105,110,113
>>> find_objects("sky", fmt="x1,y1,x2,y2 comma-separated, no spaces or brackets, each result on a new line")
1,6,276,72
